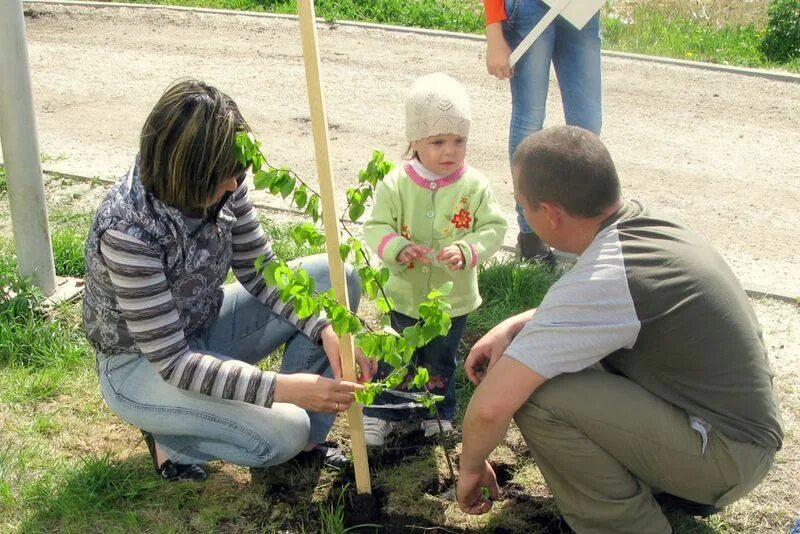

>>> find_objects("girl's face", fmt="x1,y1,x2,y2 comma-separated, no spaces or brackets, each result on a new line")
412,134,467,176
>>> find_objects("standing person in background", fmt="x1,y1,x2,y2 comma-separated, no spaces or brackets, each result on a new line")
484,0,602,263
83,79,375,481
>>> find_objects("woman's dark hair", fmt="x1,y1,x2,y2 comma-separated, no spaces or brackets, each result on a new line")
139,79,250,212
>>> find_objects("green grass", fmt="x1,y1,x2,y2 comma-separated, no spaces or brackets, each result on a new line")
603,7,800,71
0,165,6,195
466,258,557,337
2,209,797,532
260,215,327,259
456,259,557,420
107,0,799,72
117,0,486,33
0,211,92,279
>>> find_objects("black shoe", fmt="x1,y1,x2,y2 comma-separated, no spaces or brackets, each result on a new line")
517,232,555,267
655,492,721,518
292,441,350,470
141,430,208,482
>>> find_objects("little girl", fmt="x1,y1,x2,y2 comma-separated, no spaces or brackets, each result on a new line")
362,72,508,446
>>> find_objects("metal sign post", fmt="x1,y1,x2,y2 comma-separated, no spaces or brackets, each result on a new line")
0,0,57,295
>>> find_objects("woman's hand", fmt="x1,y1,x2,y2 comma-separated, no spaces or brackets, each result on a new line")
438,245,466,270
273,373,362,413
486,23,513,81
321,325,377,383
355,348,378,383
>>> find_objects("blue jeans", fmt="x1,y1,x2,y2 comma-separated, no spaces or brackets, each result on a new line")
96,254,361,468
363,312,467,422
504,0,602,232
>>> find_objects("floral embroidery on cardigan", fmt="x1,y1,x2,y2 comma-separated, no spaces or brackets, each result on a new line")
451,208,472,229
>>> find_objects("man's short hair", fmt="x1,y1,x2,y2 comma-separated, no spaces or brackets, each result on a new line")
512,126,620,218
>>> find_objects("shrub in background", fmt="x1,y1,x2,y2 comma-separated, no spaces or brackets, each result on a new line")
761,0,800,61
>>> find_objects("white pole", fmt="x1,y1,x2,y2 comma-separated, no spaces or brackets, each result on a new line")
0,0,57,295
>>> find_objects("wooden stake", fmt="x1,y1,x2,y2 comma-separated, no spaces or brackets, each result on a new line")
296,0,371,494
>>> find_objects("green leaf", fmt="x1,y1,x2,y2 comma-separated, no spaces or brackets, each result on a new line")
348,202,365,222
253,169,272,190
293,186,308,209
412,367,430,389
280,175,296,199
403,325,422,349
376,296,393,314
376,267,390,286
436,281,454,296
306,195,320,223
339,243,351,262
355,387,377,406
262,260,280,286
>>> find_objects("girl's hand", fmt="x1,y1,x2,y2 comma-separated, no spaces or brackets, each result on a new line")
273,373,363,413
397,244,432,265
438,245,466,270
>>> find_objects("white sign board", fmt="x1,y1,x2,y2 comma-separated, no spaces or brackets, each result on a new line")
509,0,604,67
544,0,605,29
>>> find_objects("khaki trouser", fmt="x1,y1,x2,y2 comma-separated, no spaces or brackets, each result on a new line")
513,369,775,534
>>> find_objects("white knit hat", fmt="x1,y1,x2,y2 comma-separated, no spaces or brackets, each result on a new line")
405,72,471,143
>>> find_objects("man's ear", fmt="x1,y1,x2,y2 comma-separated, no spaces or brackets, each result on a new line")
539,201,562,229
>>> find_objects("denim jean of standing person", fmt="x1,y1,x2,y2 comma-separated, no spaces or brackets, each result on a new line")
97,255,360,468
503,0,602,234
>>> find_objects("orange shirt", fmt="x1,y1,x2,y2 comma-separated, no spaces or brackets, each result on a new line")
484,0,507,25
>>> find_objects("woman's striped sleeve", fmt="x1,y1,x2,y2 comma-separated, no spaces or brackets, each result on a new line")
100,229,277,407
230,182,330,343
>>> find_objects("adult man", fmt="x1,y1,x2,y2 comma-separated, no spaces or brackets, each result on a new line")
456,126,783,533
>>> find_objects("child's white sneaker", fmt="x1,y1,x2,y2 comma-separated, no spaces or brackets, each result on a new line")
363,416,393,447
422,419,453,438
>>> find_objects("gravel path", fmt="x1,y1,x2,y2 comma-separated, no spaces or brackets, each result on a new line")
5,3,800,297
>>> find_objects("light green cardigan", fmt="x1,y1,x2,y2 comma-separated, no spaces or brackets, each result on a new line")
364,162,507,318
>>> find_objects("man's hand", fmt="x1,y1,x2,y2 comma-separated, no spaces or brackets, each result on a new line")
465,310,535,385
457,460,500,515
438,245,465,270
397,244,433,265
465,324,512,385
486,23,513,80
273,373,362,413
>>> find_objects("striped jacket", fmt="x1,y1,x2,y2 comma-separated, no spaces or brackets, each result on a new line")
83,160,328,407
